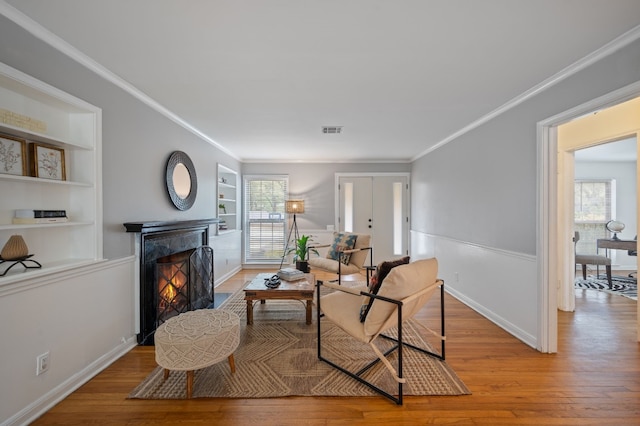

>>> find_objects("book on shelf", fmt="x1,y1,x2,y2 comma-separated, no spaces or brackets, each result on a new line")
277,268,305,281
12,217,69,224
14,209,67,218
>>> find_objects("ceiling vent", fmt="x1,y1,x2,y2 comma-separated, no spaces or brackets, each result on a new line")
322,126,343,134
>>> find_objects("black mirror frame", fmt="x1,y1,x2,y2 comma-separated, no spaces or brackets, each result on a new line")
166,151,197,210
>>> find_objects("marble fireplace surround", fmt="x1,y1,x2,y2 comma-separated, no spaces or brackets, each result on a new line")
124,219,220,345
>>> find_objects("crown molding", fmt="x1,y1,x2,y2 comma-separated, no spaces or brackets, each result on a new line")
241,158,411,164
0,1,240,162
412,24,640,162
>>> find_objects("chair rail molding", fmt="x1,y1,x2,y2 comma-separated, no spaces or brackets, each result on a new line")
410,230,538,349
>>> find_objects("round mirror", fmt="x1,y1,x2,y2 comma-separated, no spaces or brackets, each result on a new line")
166,151,197,210
172,163,191,198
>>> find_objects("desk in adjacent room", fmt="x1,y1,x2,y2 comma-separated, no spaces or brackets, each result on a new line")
596,238,637,251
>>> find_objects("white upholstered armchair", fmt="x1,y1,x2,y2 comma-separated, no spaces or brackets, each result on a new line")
308,232,373,285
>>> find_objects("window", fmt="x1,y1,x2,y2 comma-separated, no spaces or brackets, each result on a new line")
243,175,288,263
574,179,615,255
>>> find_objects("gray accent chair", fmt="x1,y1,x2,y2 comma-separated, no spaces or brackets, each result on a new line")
574,231,612,288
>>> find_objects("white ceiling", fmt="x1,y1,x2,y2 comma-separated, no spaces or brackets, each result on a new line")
575,136,637,162
5,0,640,163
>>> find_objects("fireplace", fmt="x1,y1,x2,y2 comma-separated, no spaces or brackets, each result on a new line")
124,219,220,345
156,246,214,325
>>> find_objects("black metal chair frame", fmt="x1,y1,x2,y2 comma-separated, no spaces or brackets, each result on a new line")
316,279,446,405
310,245,375,286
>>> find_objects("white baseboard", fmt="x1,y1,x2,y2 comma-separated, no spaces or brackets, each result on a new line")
411,230,539,349
4,338,137,426
215,265,242,285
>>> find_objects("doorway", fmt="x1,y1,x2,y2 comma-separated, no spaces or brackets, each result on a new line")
336,173,409,264
538,87,640,353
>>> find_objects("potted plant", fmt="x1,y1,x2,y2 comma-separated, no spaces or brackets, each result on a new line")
287,234,318,273
218,203,226,214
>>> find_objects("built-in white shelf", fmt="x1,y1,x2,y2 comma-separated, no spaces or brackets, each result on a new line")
0,61,103,284
0,123,93,150
217,164,239,232
0,221,94,231
0,173,93,187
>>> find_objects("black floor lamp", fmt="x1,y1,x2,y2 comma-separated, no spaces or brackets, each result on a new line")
280,199,305,269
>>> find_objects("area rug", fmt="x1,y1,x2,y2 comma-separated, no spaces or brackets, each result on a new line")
574,275,637,300
129,285,470,399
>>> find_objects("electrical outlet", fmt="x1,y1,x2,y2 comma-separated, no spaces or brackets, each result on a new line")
36,351,50,375
455,272,459,282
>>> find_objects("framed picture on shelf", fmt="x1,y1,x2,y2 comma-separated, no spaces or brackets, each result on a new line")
29,142,66,180
0,134,27,176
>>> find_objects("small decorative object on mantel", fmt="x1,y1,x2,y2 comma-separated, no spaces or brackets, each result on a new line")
0,234,42,277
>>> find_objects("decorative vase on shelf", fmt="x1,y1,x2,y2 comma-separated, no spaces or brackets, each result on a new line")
1,235,29,260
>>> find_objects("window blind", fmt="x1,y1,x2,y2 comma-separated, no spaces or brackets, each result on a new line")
243,175,288,262
574,179,615,255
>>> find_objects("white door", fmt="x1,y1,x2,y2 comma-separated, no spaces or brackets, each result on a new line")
338,175,409,264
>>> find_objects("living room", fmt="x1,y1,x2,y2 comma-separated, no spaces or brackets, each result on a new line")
1,2,640,424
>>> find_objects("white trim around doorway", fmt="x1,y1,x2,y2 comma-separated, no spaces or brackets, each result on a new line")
537,80,640,353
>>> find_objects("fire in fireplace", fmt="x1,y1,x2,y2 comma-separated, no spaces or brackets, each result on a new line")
157,252,190,322
156,246,214,326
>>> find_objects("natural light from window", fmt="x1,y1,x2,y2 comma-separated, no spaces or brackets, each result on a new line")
344,182,353,232
393,182,402,255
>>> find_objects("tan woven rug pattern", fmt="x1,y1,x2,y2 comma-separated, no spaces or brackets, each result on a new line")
128,284,470,399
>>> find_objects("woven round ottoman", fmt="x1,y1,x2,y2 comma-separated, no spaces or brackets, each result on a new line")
154,309,240,398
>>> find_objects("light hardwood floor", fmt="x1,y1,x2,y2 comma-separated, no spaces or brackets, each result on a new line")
31,269,639,425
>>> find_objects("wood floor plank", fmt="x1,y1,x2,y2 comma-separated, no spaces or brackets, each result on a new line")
30,269,639,425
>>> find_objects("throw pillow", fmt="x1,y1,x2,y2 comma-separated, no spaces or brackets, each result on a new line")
326,232,357,265
359,256,410,322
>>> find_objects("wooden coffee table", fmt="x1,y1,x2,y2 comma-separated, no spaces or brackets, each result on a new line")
243,272,315,325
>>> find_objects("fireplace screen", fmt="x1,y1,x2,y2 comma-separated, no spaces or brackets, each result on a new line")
155,245,214,327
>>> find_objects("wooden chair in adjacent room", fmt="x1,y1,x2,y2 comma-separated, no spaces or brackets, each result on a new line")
574,231,612,288
627,235,637,279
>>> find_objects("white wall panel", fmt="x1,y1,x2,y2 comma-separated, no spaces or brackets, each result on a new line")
411,231,538,348
0,258,137,426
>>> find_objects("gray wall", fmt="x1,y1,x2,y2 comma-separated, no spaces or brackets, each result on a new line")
242,162,411,231
411,38,640,256
0,15,241,260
